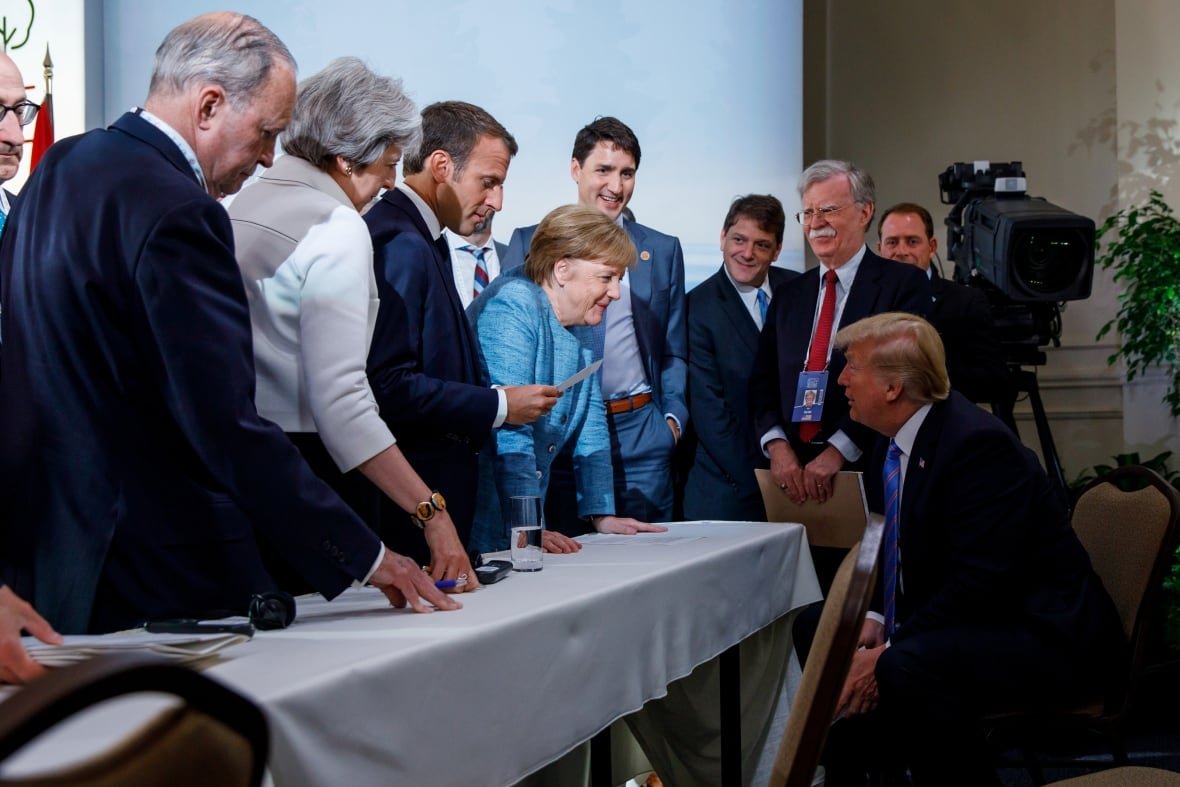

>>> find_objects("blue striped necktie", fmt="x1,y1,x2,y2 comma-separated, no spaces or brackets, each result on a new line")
883,439,902,638
755,288,769,325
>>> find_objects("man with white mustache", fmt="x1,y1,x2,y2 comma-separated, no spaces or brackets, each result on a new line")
750,159,929,589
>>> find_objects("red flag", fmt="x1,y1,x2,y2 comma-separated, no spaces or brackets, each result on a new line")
29,91,53,172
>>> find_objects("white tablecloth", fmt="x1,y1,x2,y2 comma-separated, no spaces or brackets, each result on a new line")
3,521,820,787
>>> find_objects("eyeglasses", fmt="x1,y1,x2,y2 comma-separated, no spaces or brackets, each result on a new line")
0,100,39,127
795,204,850,225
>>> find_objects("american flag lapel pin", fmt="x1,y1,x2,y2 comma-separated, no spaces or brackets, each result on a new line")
918,457,926,469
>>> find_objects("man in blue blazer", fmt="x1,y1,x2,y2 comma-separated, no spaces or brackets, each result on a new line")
822,313,1123,785
0,13,456,634
503,117,688,530
682,195,798,521
365,101,558,565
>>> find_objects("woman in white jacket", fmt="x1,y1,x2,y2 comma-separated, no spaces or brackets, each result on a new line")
229,57,476,590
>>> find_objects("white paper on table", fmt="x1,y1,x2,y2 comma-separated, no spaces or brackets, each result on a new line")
555,359,603,392
21,632,252,667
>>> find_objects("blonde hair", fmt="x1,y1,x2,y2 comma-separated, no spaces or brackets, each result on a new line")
834,312,949,403
525,205,636,284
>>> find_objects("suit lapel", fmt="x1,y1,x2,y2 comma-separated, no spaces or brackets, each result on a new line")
839,251,884,329
710,269,759,354
900,401,945,541
783,269,821,364
390,190,484,383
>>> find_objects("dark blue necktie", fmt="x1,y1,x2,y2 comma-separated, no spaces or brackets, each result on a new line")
755,288,769,325
883,439,902,638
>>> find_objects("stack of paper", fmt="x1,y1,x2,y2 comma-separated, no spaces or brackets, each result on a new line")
21,632,251,667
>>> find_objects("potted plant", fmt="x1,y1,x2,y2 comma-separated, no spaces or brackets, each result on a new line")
1095,190,1180,415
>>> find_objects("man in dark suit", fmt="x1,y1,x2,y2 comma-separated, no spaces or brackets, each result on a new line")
365,101,559,565
0,51,30,243
0,12,457,634
682,195,797,521
824,312,1124,786
877,202,1011,410
503,116,688,529
751,160,929,510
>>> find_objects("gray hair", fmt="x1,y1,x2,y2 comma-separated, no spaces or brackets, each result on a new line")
798,159,876,207
148,12,296,107
281,57,421,170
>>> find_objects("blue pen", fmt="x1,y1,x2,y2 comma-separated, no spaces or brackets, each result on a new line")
435,577,468,590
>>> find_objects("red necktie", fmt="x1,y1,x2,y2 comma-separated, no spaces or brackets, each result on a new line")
799,269,838,443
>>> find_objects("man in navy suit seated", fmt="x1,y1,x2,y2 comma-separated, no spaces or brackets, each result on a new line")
0,12,457,634
682,194,797,521
823,312,1123,786
876,202,1012,414
503,117,689,532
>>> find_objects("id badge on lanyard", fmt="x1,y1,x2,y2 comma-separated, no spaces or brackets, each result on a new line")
792,370,827,423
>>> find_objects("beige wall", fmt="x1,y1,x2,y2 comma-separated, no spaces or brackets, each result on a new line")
803,0,1152,480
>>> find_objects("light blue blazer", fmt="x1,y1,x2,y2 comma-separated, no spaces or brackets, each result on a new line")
468,273,615,552
502,219,689,429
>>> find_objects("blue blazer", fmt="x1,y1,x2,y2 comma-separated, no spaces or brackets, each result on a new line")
503,219,689,428
683,265,796,521
0,112,380,633
467,274,614,552
750,249,930,457
364,188,501,538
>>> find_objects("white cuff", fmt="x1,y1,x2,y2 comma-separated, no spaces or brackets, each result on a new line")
492,386,508,428
760,426,788,458
827,430,862,462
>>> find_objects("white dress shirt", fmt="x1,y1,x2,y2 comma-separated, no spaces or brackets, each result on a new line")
448,231,501,310
722,265,775,330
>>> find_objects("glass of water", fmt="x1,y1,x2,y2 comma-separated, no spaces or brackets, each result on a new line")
508,495,544,572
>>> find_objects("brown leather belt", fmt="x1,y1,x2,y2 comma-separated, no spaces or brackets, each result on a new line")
606,392,652,415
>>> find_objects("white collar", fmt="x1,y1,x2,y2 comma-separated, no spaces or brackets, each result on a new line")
396,183,443,240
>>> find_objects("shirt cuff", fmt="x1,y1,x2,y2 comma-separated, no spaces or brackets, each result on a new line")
760,426,788,458
355,543,386,587
865,611,884,625
664,413,681,431
492,386,508,428
827,430,863,462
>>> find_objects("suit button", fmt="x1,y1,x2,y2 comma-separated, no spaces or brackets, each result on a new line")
560,415,567,424
536,470,543,479
547,444,555,454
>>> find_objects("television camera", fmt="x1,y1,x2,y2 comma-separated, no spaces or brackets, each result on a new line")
939,161,1096,496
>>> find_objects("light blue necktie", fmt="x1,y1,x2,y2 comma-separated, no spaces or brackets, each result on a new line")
883,439,902,638
0,208,7,240
755,288,769,325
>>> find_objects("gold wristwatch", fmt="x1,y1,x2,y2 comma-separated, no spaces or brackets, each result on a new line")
411,491,447,529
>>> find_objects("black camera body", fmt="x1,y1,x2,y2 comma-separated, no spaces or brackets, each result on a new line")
940,161,1094,303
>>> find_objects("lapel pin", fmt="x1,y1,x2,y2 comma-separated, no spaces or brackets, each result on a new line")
640,250,651,262
918,458,926,469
